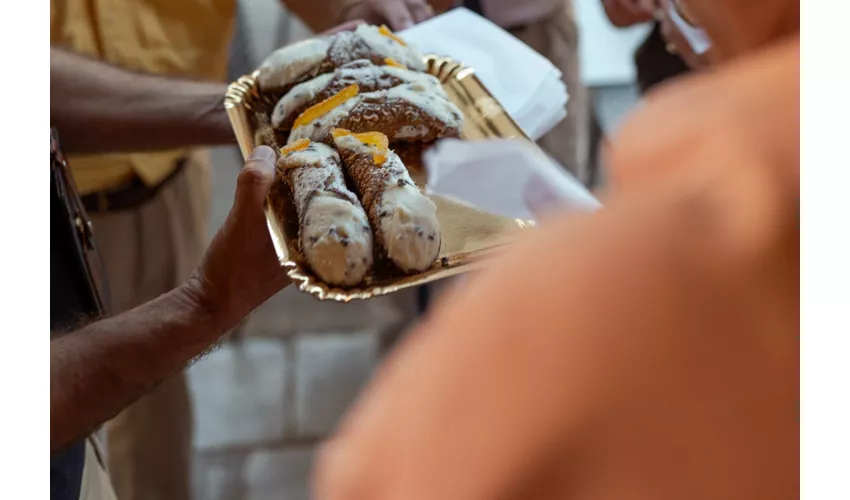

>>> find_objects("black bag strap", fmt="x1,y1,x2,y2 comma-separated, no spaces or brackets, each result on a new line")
50,128,110,321
461,0,484,16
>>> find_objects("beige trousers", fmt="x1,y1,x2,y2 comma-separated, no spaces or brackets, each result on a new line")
512,1,592,185
89,152,212,500
79,437,118,500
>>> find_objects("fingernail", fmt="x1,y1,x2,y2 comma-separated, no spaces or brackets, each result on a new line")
249,145,275,162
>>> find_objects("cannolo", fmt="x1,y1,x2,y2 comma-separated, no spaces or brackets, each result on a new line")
277,139,374,286
287,83,463,145
272,59,445,131
390,142,433,172
332,129,441,272
258,24,425,95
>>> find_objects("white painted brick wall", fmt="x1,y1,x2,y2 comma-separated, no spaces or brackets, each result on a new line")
189,340,290,450
294,332,380,437
245,448,315,500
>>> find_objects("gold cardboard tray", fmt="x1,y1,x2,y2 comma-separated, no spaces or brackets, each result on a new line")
225,55,531,301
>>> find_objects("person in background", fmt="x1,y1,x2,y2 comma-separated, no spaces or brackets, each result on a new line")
312,0,799,497
52,129,288,500
602,0,691,93
49,4,362,497
49,45,288,500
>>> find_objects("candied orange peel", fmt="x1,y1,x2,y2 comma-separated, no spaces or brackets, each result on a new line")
332,128,389,165
358,131,389,165
372,150,388,165
293,84,360,129
379,25,407,46
280,138,311,155
384,57,407,69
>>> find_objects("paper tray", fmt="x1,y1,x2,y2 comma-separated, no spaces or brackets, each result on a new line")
225,55,532,301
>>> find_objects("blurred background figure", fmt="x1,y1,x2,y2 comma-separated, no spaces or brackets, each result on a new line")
50,1,222,496
601,0,691,93
49,2,381,500
48,0,678,498
181,3,655,499
311,0,800,495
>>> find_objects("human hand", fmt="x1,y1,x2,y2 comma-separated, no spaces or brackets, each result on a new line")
319,19,367,36
342,0,435,31
657,0,710,69
187,146,289,328
601,0,656,27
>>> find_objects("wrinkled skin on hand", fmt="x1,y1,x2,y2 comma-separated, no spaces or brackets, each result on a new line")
188,146,290,328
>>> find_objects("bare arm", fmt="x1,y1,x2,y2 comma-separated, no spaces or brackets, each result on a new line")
50,147,289,454
50,284,222,453
49,47,234,154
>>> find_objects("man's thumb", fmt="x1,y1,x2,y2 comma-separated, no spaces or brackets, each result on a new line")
236,146,277,210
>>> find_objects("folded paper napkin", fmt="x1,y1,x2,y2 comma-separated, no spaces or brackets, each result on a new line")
401,8,568,140
424,139,600,223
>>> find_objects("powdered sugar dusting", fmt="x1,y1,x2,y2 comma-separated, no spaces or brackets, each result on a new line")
385,83,463,127
333,134,375,156
272,73,334,128
333,137,441,272
379,181,441,272
302,196,373,286
272,61,443,129
395,125,430,140
374,152,441,271
354,24,424,71
287,82,462,144
258,38,331,91
278,141,339,170
277,142,374,286
384,66,443,90
287,98,358,144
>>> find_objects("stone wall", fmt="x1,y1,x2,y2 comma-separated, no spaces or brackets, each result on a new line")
189,284,419,499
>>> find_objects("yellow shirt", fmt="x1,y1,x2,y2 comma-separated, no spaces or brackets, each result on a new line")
50,0,237,195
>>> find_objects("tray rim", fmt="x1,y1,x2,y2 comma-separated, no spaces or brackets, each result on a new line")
224,54,533,302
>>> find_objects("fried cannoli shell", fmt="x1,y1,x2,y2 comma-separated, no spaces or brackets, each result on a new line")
333,134,441,272
288,83,463,145
272,60,445,131
277,141,374,286
258,25,426,96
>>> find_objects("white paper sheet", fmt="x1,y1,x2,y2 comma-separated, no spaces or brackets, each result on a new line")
667,1,711,55
401,8,568,140
424,139,601,223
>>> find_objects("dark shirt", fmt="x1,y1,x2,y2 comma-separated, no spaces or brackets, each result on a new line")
635,23,691,94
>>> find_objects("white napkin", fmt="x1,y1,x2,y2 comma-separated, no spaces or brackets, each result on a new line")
401,8,568,140
424,139,601,223
667,1,711,55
